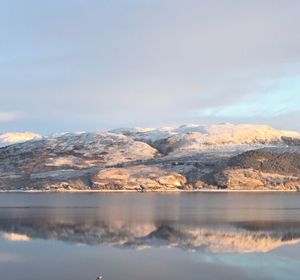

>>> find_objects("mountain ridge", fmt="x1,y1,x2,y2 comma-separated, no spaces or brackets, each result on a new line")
1,123,300,192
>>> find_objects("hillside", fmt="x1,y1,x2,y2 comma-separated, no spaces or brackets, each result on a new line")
1,124,300,191
201,147,300,191
113,123,300,155
0,132,159,191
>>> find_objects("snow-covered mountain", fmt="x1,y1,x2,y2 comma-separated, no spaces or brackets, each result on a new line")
0,132,42,148
1,124,300,192
112,123,300,142
2,123,299,150
113,123,300,155
0,132,157,172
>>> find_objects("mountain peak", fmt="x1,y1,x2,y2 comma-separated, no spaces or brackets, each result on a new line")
0,132,42,148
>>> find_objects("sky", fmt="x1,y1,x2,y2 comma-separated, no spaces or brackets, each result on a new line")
0,0,300,133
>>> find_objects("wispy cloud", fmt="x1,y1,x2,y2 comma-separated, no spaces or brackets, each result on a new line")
194,76,300,118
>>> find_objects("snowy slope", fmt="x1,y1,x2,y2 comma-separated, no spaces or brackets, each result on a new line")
2,124,300,155
113,124,300,155
0,132,42,148
0,132,158,179
43,132,158,167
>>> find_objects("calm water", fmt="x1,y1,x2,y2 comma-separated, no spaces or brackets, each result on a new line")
0,193,300,280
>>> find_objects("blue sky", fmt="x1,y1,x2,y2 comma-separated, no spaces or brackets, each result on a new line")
0,0,300,133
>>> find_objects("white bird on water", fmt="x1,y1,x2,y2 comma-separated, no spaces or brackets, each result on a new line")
96,276,103,280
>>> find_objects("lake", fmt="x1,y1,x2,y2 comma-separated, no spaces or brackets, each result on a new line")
0,192,300,280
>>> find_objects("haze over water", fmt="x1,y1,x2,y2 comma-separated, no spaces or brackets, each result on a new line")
0,192,300,280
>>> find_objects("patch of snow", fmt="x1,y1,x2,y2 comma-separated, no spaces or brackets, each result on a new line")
0,132,42,148
45,156,80,167
2,233,30,242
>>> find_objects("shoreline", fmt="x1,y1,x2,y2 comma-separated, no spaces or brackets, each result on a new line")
0,189,299,193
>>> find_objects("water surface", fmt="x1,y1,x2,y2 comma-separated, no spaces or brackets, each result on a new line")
0,193,300,280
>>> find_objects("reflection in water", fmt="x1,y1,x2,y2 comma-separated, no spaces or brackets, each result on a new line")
1,217,300,253
0,193,300,280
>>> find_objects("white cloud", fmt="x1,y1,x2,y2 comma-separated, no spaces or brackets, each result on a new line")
0,0,299,132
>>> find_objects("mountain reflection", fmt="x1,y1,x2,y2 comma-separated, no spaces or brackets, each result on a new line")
1,216,300,253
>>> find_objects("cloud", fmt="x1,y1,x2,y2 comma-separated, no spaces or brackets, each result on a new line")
196,76,300,118
0,0,299,132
